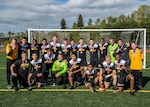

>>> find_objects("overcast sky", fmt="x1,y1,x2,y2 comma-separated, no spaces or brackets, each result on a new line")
0,0,149,34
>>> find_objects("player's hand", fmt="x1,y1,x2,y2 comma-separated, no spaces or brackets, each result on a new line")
55,73,60,77
37,73,43,77
121,66,126,70
12,73,17,77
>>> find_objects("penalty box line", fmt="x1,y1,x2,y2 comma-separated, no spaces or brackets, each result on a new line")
0,89,150,92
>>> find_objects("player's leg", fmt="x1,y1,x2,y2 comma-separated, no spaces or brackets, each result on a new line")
137,70,143,89
68,71,74,89
62,73,67,89
99,70,105,90
127,74,135,95
28,73,34,91
74,72,82,87
112,70,117,91
12,75,19,92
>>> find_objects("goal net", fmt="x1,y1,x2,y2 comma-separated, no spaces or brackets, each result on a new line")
28,29,147,69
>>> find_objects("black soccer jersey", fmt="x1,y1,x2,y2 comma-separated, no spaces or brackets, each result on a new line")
29,59,44,73
70,44,78,54
50,42,61,58
88,44,99,58
13,59,30,75
77,44,88,59
101,61,115,75
41,44,50,55
85,70,96,81
99,42,108,58
18,43,30,58
114,59,128,75
30,43,40,58
60,44,72,61
42,53,55,70
69,58,82,71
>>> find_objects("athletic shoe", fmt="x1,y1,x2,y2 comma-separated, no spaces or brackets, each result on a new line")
28,86,32,91
130,92,135,96
7,84,12,89
91,88,96,93
52,83,56,87
63,85,67,89
137,85,143,90
70,85,75,89
13,87,18,92
112,85,117,93
99,85,105,90
18,84,22,88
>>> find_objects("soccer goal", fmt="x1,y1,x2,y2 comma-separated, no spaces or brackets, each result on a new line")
27,29,147,69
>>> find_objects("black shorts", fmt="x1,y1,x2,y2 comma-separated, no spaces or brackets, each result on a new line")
90,57,99,67
117,73,129,87
73,72,82,83
104,76,112,84
84,79,95,87
31,72,44,83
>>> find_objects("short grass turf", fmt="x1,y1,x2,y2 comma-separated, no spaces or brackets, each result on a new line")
0,52,150,107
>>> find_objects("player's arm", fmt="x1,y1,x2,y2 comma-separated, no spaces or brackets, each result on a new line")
57,61,67,76
10,60,19,77
52,61,58,72
82,70,86,78
73,66,83,73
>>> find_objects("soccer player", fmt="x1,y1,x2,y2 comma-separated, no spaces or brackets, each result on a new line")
18,37,30,58
30,39,40,59
50,35,61,58
6,39,19,89
114,39,129,61
60,38,72,62
41,38,50,55
88,39,99,68
129,42,144,90
115,53,135,95
52,54,68,89
42,49,55,85
10,52,30,92
28,53,45,91
99,56,117,91
107,38,118,63
70,39,78,55
77,38,88,67
99,38,108,66
68,53,83,89
82,64,97,93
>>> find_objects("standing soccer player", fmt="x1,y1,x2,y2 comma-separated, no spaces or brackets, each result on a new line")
41,38,50,55
68,53,83,89
42,49,55,85
88,39,99,68
99,38,108,66
115,53,135,95
50,35,61,59
77,38,88,67
10,52,30,92
52,54,68,89
28,53,45,91
30,39,40,59
6,39,19,89
60,38,72,62
18,37,30,58
70,39,78,55
129,42,144,90
99,56,117,91
107,38,118,63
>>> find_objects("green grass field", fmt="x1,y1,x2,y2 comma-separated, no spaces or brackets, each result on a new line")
0,52,150,107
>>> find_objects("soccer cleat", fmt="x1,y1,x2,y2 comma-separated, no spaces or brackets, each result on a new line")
137,85,143,90
91,88,96,93
52,83,56,86
99,85,105,91
13,87,19,92
7,84,12,89
70,85,75,89
28,86,32,91
63,85,67,89
112,85,117,93
130,92,135,96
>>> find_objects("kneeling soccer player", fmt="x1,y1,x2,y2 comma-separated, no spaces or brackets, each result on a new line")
115,53,135,95
82,64,97,93
52,54,68,89
68,53,83,89
99,56,117,91
10,52,30,92
28,53,45,91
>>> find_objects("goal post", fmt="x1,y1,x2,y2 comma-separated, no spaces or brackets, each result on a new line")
28,29,147,69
